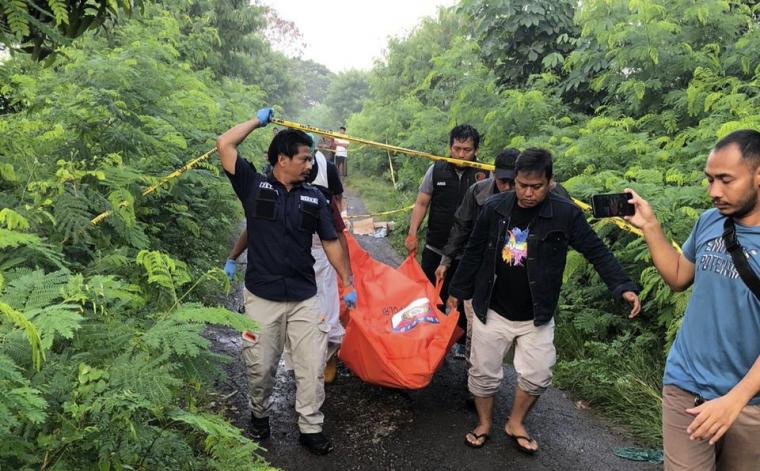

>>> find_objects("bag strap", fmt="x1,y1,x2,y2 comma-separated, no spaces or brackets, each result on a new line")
722,218,760,301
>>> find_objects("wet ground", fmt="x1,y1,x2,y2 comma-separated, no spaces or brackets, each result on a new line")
206,189,661,470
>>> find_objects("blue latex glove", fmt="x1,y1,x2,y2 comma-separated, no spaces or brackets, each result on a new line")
256,107,274,126
342,288,357,309
223,259,236,281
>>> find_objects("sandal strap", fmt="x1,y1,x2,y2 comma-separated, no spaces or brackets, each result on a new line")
466,431,489,439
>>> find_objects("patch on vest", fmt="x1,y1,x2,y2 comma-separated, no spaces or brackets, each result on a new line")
259,181,275,190
300,195,319,204
475,172,487,181
436,181,447,186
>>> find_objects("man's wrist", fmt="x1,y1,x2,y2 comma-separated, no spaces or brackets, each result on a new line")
728,383,756,405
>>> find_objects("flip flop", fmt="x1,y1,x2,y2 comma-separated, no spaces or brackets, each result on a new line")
464,431,490,448
506,431,538,455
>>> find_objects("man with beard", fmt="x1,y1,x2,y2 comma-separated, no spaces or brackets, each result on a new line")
626,129,760,470
217,108,356,455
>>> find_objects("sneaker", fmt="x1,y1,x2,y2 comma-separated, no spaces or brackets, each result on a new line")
324,355,337,384
250,415,270,440
299,432,334,455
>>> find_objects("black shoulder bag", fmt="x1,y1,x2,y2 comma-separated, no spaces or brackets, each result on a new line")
722,218,760,301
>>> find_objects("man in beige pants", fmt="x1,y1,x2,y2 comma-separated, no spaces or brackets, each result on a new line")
449,149,640,454
627,129,760,470
217,107,356,455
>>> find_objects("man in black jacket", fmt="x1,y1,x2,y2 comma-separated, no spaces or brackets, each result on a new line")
448,148,640,453
436,148,571,367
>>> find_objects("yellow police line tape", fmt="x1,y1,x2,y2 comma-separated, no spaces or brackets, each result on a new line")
90,148,217,225
271,118,494,172
271,118,667,243
88,120,680,252
344,205,415,220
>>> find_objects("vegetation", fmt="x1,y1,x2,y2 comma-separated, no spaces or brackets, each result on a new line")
0,0,296,467
2,0,760,464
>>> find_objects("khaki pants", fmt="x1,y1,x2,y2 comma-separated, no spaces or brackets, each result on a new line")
242,289,329,433
663,385,760,471
468,310,555,397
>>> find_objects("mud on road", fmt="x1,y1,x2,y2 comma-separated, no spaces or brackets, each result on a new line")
205,190,660,471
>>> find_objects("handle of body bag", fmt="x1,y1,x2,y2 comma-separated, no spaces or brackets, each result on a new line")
434,277,457,315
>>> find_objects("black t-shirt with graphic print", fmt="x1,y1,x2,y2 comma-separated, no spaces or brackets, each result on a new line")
489,201,540,321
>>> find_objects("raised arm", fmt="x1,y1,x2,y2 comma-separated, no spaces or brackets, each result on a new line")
625,188,695,291
216,108,273,175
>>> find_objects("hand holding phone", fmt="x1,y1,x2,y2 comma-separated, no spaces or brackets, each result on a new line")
591,192,635,218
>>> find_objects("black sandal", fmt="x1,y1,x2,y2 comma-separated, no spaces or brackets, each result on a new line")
464,430,490,448
506,431,538,455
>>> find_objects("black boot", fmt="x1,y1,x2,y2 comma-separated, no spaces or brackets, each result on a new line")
299,431,334,455
250,415,270,440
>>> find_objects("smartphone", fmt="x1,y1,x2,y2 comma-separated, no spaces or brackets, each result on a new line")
591,192,635,218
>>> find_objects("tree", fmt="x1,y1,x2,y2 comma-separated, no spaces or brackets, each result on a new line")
291,58,335,110
177,0,302,114
0,0,144,60
565,0,756,117
459,0,579,88
325,69,369,123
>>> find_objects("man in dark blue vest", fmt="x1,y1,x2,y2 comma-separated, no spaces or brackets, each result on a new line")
217,108,356,455
404,125,489,309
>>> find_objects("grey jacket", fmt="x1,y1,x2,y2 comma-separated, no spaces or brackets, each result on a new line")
440,178,499,267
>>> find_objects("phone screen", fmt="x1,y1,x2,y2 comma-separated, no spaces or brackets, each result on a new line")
591,192,635,218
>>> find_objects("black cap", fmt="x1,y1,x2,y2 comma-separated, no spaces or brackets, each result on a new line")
494,148,519,180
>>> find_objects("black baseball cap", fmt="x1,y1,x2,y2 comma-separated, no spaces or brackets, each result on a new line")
494,148,519,180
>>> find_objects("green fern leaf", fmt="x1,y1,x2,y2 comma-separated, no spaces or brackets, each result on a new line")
143,319,208,357
0,228,40,250
562,250,587,284
0,163,17,182
25,304,83,350
3,0,30,37
136,250,192,301
0,302,45,369
109,352,181,405
168,409,268,470
4,269,68,311
170,304,256,332
108,188,136,227
54,186,92,244
45,0,68,25
0,209,29,231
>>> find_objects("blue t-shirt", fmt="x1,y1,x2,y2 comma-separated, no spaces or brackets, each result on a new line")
664,209,760,404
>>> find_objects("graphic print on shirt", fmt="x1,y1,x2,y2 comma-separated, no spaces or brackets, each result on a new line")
502,226,529,266
699,236,759,279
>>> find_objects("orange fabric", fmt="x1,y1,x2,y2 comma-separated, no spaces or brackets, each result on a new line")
338,233,462,389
